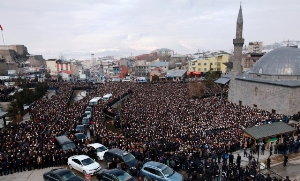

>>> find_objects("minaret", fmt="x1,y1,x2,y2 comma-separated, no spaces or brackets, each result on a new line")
233,5,244,74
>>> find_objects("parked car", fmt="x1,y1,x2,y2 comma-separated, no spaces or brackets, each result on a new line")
140,161,183,181
74,133,87,141
43,168,84,181
103,148,137,175
96,169,137,181
87,143,108,160
75,125,86,133
85,106,93,114
85,111,92,118
68,155,101,175
82,117,90,125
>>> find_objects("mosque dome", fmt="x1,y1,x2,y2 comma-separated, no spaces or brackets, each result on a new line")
251,47,300,76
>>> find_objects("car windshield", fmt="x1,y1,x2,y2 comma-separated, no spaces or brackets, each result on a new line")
82,119,89,125
60,171,76,181
123,153,135,163
76,134,86,140
76,126,84,131
117,172,132,181
162,166,174,177
81,158,94,166
96,146,107,152
61,143,75,150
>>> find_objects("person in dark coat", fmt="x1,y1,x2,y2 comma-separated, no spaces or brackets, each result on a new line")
236,154,241,168
7,159,13,174
267,156,271,169
0,158,3,176
283,154,288,167
228,153,234,165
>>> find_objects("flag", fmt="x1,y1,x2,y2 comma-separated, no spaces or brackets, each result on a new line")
0,25,2,31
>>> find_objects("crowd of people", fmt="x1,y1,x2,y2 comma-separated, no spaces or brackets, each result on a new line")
0,85,15,102
0,81,299,180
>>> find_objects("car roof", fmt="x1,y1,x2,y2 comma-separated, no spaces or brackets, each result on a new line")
143,161,167,170
70,155,90,160
107,169,128,176
76,125,84,127
75,133,85,136
52,168,72,175
107,148,128,156
88,143,105,148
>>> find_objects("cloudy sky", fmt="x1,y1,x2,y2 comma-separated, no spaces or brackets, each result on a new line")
0,0,299,59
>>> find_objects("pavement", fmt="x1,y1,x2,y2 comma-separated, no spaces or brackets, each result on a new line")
1,149,299,181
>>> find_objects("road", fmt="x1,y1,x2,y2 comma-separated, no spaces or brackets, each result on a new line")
0,159,108,181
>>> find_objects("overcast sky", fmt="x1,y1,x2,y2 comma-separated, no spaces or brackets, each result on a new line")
0,0,299,59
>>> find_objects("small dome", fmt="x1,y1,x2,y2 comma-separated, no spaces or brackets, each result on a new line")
251,47,300,75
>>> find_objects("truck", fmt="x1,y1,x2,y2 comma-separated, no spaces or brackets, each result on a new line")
122,76,131,82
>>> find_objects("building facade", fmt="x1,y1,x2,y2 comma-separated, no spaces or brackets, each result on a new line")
188,52,230,76
225,5,300,116
248,42,263,53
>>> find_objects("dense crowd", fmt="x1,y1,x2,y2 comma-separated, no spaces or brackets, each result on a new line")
0,85,15,102
0,82,299,180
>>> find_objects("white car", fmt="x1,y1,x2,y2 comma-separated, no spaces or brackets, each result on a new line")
68,155,101,175
87,143,108,160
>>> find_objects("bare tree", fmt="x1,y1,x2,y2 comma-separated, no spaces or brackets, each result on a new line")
188,80,206,98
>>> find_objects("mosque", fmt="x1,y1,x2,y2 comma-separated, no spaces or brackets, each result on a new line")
217,5,300,116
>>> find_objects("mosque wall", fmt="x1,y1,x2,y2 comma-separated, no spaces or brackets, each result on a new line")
230,79,300,116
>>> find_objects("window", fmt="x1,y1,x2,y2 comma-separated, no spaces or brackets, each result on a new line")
254,104,257,108
155,170,163,177
272,109,276,113
204,68,207,71
210,63,213,65
198,68,201,71
204,63,207,66
145,167,156,175
198,63,201,66
239,101,242,106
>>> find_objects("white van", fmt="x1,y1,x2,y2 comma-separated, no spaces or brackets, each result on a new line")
102,94,112,101
89,97,102,105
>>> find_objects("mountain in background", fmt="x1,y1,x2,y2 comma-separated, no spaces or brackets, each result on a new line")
263,40,300,50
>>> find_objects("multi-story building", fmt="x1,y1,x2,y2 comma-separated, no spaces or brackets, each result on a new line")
248,42,263,53
150,61,169,72
135,64,150,77
242,53,265,71
188,52,231,77
46,59,71,75
150,48,174,57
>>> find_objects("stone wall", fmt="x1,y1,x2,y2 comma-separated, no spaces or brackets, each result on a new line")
0,45,28,58
0,49,16,62
229,79,300,115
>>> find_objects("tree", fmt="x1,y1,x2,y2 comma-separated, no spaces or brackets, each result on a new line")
203,71,220,89
152,74,160,82
45,72,51,80
188,80,206,98
58,74,62,81
7,100,19,120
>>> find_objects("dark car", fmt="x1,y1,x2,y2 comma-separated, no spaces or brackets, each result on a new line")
85,106,93,114
82,117,90,125
74,133,87,141
75,125,86,133
43,168,84,181
103,148,138,175
96,169,137,181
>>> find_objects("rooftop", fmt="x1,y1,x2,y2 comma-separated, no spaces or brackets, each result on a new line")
243,121,295,140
